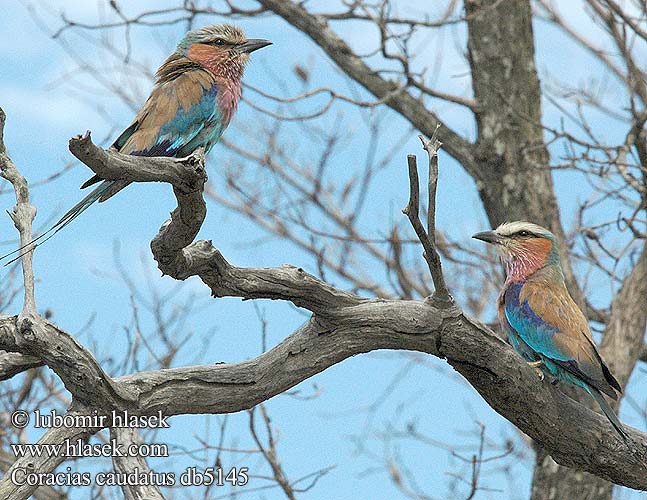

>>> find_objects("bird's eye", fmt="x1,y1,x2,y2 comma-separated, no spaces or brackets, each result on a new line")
518,230,530,237
212,38,226,46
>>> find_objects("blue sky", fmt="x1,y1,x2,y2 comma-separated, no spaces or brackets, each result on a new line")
1,1,645,499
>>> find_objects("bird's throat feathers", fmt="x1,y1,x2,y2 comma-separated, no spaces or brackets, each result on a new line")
188,44,247,82
187,45,244,123
214,78,241,126
504,238,560,283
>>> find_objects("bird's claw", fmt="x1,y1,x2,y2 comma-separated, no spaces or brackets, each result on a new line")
527,360,545,381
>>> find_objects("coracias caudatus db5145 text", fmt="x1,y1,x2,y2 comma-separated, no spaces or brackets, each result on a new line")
2,24,270,262
472,221,627,440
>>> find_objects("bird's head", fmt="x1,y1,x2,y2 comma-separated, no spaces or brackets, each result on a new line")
177,24,271,80
472,221,561,281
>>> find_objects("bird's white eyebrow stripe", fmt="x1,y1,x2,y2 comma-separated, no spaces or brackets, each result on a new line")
495,221,553,238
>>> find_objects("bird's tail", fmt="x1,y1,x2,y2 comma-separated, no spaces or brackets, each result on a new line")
0,180,116,266
589,386,629,442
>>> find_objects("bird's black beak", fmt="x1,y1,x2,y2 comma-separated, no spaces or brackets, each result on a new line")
472,231,502,244
237,39,272,53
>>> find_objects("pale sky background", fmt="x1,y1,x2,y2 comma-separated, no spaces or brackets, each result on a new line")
1,1,645,499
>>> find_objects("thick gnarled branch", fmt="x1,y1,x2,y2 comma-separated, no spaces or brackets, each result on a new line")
1,295,646,491
68,132,207,194
0,315,135,408
0,352,43,381
67,131,647,489
1,130,646,500
35,4,647,499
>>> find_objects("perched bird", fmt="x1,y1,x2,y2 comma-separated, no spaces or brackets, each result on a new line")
1,24,270,263
473,221,627,440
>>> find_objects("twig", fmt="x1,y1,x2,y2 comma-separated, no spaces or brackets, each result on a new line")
0,108,37,316
423,128,441,247
248,405,296,500
402,128,451,302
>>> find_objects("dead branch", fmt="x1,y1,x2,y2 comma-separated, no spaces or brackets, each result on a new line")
0,108,37,316
0,412,97,500
402,130,451,301
68,132,207,194
110,427,166,500
0,352,43,381
39,2,647,498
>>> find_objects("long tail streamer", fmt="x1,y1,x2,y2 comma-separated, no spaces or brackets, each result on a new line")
0,181,113,266
589,386,629,442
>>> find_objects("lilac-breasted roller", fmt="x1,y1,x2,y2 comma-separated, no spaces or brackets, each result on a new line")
473,221,627,440
2,24,270,262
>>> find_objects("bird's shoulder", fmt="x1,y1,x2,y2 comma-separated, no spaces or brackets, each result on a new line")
520,277,613,380
114,69,220,155
140,68,218,123
518,277,591,341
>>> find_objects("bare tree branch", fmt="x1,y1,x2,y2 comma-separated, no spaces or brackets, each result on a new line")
248,405,295,500
0,412,97,500
3,4,647,495
402,129,450,301
68,131,207,194
0,314,135,408
0,450,65,500
0,352,43,381
111,427,166,500
0,108,37,316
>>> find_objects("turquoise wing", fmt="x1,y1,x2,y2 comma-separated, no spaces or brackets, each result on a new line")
503,281,620,399
116,70,224,158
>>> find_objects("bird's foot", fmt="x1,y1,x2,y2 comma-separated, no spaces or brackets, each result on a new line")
527,360,545,381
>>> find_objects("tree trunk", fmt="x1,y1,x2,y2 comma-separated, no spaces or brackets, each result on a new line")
464,1,614,498
531,450,614,500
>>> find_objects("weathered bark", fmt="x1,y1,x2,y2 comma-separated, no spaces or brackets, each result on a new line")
0,352,42,381
464,0,589,305
111,427,165,500
531,450,614,500
465,0,554,225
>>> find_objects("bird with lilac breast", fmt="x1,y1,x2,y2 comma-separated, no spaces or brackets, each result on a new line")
1,24,270,263
472,221,627,440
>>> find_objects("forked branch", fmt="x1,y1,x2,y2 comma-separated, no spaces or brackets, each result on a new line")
0,108,37,316
402,127,451,301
